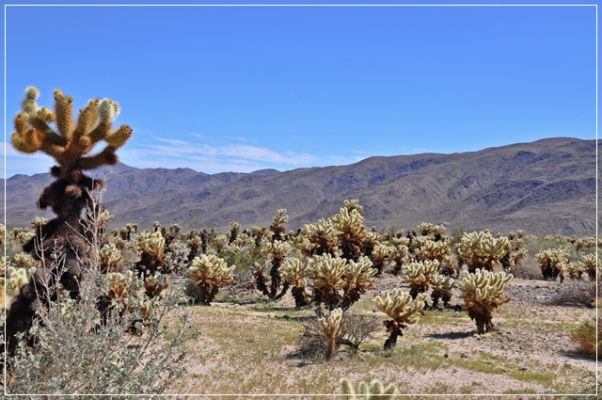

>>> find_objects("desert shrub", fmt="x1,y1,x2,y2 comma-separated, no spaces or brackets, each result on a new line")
511,260,543,280
7,265,192,395
337,313,380,353
373,289,426,350
549,281,596,307
535,248,570,281
457,231,510,272
340,378,398,399
459,269,512,334
570,319,601,357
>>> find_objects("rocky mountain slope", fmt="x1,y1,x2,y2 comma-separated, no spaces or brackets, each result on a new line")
3,137,597,235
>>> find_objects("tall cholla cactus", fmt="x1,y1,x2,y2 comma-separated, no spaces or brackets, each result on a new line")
270,208,288,241
459,269,512,334
331,206,366,261
402,260,439,298
457,231,510,272
318,308,343,361
228,222,241,245
99,243,124,273
535,248,570,281
373,289,426,350
280,257,309,307
188,254,234,304
254,240,291,300
430,274,454,308
411,235,450,263
312,254,376,310
340,378,398,400
580,254,599,281
6,87,131,357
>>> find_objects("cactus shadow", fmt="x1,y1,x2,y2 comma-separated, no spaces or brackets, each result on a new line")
425,331,474,340
559,350,597,362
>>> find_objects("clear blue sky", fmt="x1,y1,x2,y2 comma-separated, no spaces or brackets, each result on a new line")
3,4,597,176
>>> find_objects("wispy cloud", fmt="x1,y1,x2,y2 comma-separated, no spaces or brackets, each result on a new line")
3,135,363,177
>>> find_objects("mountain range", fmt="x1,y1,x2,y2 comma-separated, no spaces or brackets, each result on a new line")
3,137,597,235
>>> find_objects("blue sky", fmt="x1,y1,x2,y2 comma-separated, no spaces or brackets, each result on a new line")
3,4,597,176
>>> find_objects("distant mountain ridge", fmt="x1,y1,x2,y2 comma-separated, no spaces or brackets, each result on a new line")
3,137,597,235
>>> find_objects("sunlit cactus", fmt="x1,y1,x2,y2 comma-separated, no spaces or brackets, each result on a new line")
228,222,241,245
254,240,292,300
188,254,234,304
417,222,446,240
318,308,342,361
186,235,203,262
270,208,288,241
369,243,393,275
373,289,426,350
311,254,376,310
340,378,397,400
430,274,454,308
331,206,366,261
574,236,599,251
389,236,410,275
565,262,584,280
343,199,364,215
457,231,510,272
459,269,512,334
401,260,439,298
301,219,338,256
105,271,137,309
280,257,309,307
412,235,450,263
580,254,599,281
136,230,166,276
143,272,169,298
0,223,5,248
6,266,35,297
99,243,124,273
535,248,570,281
11,253,37,269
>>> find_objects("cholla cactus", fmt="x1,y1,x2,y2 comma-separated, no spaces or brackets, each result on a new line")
369,243,393,275
99,243,123,273
311,254,376,310
389,236,410,275
412,236,450,263
401,260,439,298
459,269,512,334
254,240,291,300
270,208,288,241
340,378,397,400
30,216,48,235
280,257,309,307
136,231,166,276
301,219,338,256
6,266,35,297
574,236,599,251
331,206,366,261
0,223,5,248
11,253,37,269
417,222,446,240
430,274,454,308
228,222,241,245
106,271,137,309
580,254,599,281
189,254,234,304
7,87,132,357
535,249,570,281
457,231,510,272
565,262,584,280
318,308,343,361
144,273,169,298
373,289,426,349
343,199,364,215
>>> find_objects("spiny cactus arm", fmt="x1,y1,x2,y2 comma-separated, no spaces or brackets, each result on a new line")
339,378,397,400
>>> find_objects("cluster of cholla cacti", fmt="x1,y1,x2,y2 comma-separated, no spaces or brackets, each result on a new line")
534,240,600,283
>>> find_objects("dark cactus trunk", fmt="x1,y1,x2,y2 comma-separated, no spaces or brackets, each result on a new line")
383,320,402,350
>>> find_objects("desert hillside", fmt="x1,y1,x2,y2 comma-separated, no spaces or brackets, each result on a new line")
4,137,597,234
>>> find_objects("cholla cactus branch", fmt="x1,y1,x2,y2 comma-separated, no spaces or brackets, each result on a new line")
373,289,426,350
318,308,342,361
340,378,397,400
